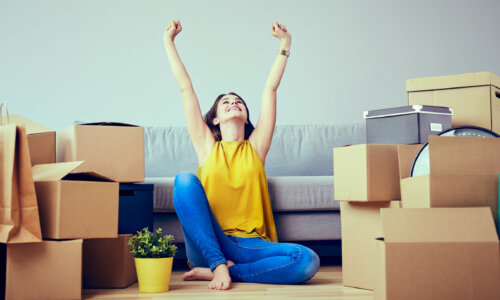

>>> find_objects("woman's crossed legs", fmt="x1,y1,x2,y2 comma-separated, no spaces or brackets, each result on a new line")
173,172,320,290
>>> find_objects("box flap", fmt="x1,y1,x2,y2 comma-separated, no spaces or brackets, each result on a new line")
397,144,423,179
428,135,500,175
33,162,115,182
7,115,53,134
63,171,114,182
381,207,498,243
33,161,85,181
406,71,500,91
76,122,138,127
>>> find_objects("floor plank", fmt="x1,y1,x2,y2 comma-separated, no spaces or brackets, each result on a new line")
82,266,375,299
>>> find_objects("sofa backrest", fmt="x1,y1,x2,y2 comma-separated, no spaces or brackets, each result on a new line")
145,122,366,177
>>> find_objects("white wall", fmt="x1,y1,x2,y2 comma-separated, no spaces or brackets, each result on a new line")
2,0,500,130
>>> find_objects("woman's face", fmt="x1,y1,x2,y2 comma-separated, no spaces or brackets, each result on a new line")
214,94,248,125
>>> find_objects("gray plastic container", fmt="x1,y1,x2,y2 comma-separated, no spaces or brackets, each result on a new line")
364,105,453,144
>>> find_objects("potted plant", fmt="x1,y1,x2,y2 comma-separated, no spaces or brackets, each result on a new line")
128,227,178,293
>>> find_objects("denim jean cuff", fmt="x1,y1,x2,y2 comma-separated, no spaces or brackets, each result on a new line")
209,259,228,272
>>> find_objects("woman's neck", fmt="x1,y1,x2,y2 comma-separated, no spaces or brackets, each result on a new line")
219,120,246,141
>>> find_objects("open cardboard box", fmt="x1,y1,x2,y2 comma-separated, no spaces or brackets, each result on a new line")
83,234,137,288
57,122,145,183
375,207,500,300
406,71,500,133
400,136,500,223
1,239,82,300
32,161,119,239
340,201,400,290
334,144,400,201
7,115,55,166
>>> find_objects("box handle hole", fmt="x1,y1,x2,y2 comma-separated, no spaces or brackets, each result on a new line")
496,91,500,99
120,190,136,196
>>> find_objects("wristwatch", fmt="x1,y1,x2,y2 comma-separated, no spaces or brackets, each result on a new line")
279,49,290,57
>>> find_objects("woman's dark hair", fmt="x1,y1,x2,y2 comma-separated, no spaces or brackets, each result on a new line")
204,92,255,141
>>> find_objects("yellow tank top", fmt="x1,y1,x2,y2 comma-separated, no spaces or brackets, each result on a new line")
197,140,278,242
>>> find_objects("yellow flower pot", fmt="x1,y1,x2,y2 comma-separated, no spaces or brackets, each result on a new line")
134,257,173,293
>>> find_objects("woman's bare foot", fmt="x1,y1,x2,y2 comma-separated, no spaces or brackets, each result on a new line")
181,261,234,290
181,267,213,281
208,263,232,290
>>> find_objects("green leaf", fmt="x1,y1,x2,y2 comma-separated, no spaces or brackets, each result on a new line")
128,227,177,258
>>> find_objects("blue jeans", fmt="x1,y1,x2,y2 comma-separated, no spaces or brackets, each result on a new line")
173,172,320,284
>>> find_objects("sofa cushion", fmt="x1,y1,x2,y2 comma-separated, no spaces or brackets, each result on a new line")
145,126,197,178
268,176,338,211
147,175,338,213
145,123,366,177
147,177,175,213
265,123,366,176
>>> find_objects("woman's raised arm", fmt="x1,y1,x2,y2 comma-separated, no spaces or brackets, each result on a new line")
163,20,214,162
249,22,291,164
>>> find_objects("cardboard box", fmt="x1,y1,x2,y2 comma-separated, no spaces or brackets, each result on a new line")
57,122,145,183
32,161,119,239
364,105,452,144
1,239,82,300
7,115,55,166
397,144,422,180
119,183,154,234
407,71,500,133
83,234,137,288
375,207,500,300
340,201,400,290
401,136,500,223
334,144,400,201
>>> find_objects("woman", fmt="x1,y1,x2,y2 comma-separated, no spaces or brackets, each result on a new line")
164,19,320,290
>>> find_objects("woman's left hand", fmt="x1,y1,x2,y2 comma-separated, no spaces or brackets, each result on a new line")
270,21,291,42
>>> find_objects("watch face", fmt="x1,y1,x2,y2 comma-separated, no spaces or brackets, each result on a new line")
410,126,500,177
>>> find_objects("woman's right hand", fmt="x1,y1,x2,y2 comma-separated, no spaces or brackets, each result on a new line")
164,20,182,43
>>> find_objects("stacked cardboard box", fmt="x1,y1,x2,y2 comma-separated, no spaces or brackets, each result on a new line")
403,72,500,224
32,161,119,240
1,240,83,299
407,71,500,131
83,234,137,289
7,115,55,166
1,118,147,299
376,207,500,300
373,72,500,299
335,72,500,298
333,144,404,290
400,136,500,222
338,201,399,290
57,122,145,182
2,116,83,299
55,122,146,290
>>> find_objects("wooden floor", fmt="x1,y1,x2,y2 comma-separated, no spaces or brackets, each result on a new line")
83,266,374,299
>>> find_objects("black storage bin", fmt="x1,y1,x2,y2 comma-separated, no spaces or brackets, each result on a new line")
118,183,154,234
364,105,453,144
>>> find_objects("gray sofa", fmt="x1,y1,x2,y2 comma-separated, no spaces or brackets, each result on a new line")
144,123,366,253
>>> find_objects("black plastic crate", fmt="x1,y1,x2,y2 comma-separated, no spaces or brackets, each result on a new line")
118,183,154,234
